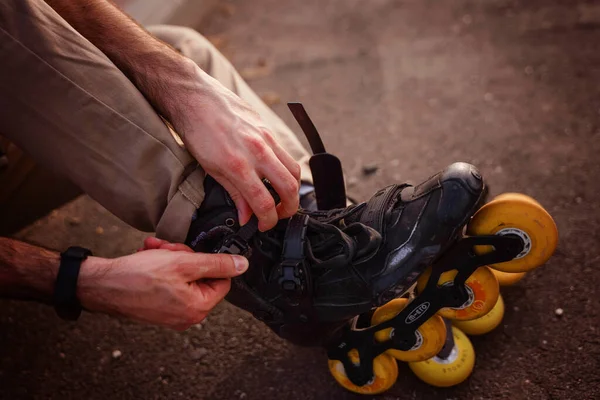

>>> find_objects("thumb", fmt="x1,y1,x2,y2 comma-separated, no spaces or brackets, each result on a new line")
184,253,249,281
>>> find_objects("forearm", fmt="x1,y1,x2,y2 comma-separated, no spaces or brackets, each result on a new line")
0,237,109,308
43,0,199,128
0,237,60,303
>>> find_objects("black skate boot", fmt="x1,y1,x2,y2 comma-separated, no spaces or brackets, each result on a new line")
185,161,486,347
183,103,555,394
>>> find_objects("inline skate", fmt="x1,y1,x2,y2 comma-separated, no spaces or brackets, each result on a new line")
185,104,558,395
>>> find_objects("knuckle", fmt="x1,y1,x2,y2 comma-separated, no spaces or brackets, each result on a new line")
292,163,301,179
262,129,276,146
245,135,269,161
213,255,229,274
248,182,265,198
285,177,299,197
256,195,276,215
228,154,248,174
245,134,264,151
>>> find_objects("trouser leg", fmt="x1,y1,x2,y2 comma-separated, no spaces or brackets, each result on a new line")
0,1,310,242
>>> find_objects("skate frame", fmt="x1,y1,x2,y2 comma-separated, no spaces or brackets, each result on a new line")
327,234,524,387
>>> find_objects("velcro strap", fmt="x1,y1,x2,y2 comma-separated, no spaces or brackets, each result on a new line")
282,214,309,262
277,214,310,297
359,185,405,232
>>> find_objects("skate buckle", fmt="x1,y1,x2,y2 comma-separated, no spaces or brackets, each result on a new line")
217,236,248,255
278,259,303,295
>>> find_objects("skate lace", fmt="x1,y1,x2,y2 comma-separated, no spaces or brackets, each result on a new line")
299,203,366,224
253,207,380,270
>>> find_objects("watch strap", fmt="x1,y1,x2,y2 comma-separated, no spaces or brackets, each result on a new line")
54,246,92,321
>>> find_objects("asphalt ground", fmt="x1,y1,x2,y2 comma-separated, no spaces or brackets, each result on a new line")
1,0,599,399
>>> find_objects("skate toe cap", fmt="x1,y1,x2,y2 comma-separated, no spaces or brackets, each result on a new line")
441,162,483,193
438,162,484,224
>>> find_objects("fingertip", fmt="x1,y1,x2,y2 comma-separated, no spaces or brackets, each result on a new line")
235,200,252,226
258,208,279,231
276,202,297,220
144,236,166,249
238,209,251,226
232,255,249,273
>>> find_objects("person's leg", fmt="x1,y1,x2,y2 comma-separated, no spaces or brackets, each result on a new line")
0,1,311,242
146,25,313,184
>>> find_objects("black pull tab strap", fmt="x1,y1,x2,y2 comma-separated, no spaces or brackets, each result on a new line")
287,102,326,154
287,102,347,210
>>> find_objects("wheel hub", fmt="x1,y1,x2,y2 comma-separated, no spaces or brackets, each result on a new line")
390,327,423,351
441,281,475,309
496,228,531,259
432,344,459,364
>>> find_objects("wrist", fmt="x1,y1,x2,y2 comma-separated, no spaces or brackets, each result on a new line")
143,57,223,136
76,256,114,313
137,54,202,125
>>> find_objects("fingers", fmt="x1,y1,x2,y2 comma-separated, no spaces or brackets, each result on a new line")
177,253,249,281
160,243,194,252
173,279,232,331
143,236,168,250
252,130,300,222
258,157,300,220
215,176,253,226
228,169,278,232
266,134,302,183
141,237,193,252
194,278,232,311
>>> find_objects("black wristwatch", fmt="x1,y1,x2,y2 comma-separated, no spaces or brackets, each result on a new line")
54,246,92,321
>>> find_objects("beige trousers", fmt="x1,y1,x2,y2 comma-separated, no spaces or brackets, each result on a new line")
0,0,311,241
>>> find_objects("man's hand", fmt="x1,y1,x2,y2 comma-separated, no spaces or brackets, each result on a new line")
0,237,247,331
78,244,248,331
44,0,301,231
169,75,301,231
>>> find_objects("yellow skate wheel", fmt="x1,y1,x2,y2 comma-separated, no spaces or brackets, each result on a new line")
417,266,499,321
467,193,558,273
492,192,542,207
453,294,505,335
408,326,475,387
371,298,447,362
328,350,398,395
492,269,526,286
